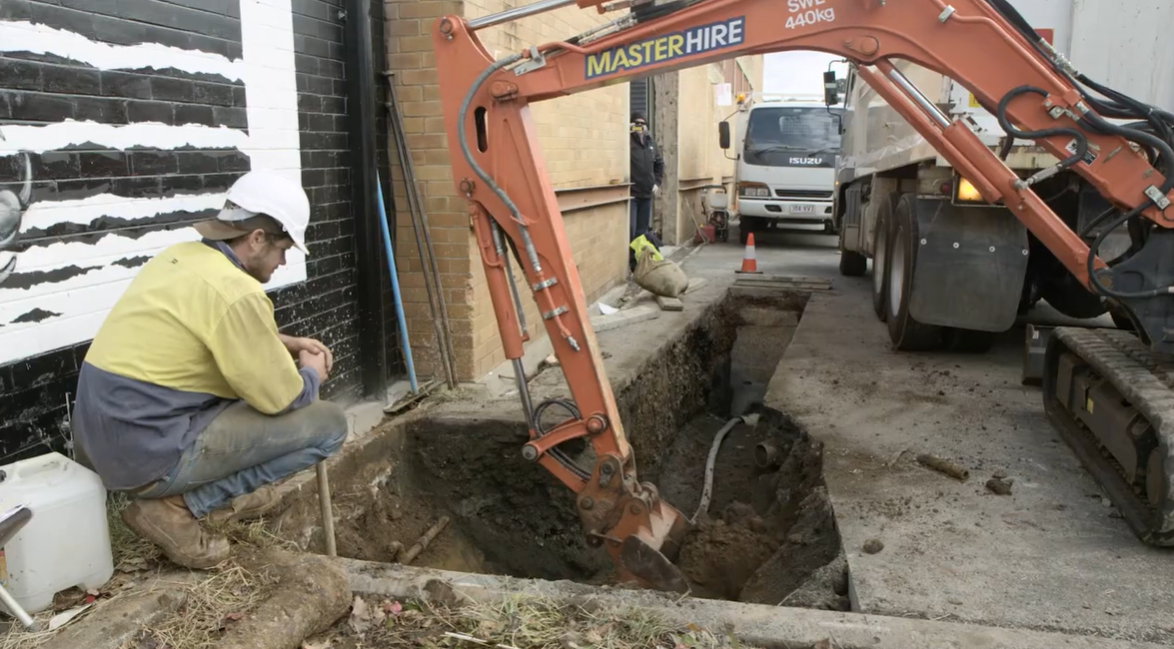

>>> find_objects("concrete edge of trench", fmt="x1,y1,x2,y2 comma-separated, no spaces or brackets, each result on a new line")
334,557,1159,649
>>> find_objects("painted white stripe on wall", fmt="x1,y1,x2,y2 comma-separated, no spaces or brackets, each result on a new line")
20,193,228,232
240,0,303,188
9,229,202,272
0,121,250,156
0,1,307,365
0,245,307,365
0,20,246,81
237,0,307,289
3,229,307,305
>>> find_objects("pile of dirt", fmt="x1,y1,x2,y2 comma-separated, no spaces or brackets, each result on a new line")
668,411,848,609
678,503,778,600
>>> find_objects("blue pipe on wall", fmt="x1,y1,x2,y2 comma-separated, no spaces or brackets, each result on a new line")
375,174,418,393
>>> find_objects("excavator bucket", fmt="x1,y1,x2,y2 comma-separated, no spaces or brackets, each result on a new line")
620,536,690,593
607,494,693,593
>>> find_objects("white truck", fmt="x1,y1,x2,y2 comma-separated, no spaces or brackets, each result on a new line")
830,0,1173,352
719,95,844,243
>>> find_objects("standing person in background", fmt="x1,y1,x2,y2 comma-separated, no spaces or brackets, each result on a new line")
629,112,665,269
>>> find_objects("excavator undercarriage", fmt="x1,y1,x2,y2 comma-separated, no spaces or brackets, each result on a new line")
1045,328,1174,545
430,0,1174,590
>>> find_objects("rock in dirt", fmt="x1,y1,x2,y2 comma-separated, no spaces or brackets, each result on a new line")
862,538,884,554
986,476,1013,495
217,548,351,649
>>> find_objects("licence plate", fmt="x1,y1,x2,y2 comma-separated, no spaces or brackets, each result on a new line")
789,204,814,214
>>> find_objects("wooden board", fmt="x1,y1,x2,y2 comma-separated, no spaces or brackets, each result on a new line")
656,295,684,311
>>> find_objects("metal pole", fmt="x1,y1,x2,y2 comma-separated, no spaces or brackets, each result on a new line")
513,358,537,432
886,68,951,128
376,174,419,393
468,0,577,30
317,462,336,557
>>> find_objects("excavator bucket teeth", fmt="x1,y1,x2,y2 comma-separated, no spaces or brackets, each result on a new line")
619,535,690,594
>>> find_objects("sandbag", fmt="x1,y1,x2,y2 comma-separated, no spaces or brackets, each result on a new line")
633,245,689,297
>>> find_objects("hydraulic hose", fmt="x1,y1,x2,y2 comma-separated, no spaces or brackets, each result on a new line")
1074,108,1174,195
1084,204,1163,300
996,86,1088,170
456,52,549,276
982,0,1174,169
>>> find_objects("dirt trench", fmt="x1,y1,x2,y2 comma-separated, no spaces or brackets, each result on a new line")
275,291,847,609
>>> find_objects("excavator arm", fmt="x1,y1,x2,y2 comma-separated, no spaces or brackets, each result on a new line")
431,0,1174,589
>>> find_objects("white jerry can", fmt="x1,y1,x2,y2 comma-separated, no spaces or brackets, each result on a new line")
0,452,115,615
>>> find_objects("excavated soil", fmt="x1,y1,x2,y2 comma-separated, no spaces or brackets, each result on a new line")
666,409,847,608
277,291,846,608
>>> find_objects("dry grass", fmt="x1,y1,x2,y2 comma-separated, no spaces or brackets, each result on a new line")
123,562,277,649
0,603,111,649
0,495,294,649
312,593,760,649
207,518,298,553
0,560,276,649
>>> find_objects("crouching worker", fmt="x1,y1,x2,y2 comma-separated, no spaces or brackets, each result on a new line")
73,171,348,569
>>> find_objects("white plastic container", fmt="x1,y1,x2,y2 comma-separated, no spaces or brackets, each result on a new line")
0,452,114,615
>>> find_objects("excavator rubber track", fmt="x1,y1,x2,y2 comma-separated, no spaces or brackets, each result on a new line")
1042,327,1174,546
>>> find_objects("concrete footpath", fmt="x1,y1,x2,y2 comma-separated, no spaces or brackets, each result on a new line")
339,557,1174,649
757,247,1174,644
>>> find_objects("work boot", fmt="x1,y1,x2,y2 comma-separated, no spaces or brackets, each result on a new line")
121,495,231,569
205,485,282,525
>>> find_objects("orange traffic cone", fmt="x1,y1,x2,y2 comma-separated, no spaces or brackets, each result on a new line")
736,232,762,274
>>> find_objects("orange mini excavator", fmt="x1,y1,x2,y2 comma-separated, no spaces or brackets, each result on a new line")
429,0,1174,591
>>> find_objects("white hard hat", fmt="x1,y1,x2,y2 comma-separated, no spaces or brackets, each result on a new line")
194,170,311,254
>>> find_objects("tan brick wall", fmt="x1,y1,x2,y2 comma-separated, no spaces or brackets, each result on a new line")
383,0,629,382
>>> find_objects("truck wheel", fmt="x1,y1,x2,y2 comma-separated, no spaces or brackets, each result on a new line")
838,226,867,276
871,195,895,322
942,328,994,353
739,216,758,245
886,194,942,350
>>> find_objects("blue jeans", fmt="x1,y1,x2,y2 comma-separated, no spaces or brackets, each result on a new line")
630,196,652,242
133,400,348,518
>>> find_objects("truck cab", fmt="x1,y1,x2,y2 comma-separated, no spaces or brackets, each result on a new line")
720,96,843,243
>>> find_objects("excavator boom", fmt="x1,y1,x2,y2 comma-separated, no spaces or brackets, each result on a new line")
430,0,1174,589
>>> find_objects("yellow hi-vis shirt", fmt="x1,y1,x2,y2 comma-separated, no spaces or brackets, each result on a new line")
74,240,317,490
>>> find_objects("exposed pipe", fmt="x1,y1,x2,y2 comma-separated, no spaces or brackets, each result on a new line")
376,174,418,392
692,415,746,523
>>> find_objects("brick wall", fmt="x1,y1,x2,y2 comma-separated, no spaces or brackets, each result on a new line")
0,0,395,464
383,0,630,382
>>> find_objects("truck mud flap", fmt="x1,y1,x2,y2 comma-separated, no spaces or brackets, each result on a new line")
909,198,1028,332
841,182,865,253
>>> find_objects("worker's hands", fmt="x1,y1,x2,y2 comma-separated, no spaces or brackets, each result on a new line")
280,334,334,373
299,348,329,383
653,184,661,196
